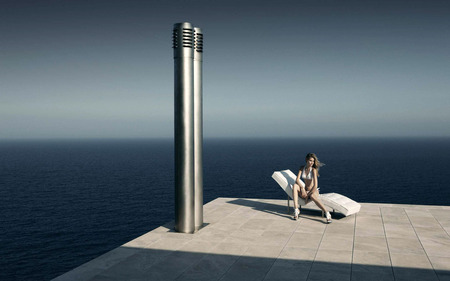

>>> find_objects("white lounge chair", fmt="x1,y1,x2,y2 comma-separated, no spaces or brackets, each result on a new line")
272,169,361,217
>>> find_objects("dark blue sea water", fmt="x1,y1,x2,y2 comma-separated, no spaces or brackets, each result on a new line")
1,138,449,280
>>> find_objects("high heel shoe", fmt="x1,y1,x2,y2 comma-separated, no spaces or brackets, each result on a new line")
326,211,332,224
294,208,300,220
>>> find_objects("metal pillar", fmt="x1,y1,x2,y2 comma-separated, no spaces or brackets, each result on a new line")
193,27,203,231
173,22,195,233
172,22,204,233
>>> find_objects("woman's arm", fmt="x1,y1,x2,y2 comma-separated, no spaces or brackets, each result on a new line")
296,166,305,187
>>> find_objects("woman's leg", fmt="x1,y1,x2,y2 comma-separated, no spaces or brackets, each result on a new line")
308,191,332,223
293,184,300,209
292,184,301,220
309,191,327,213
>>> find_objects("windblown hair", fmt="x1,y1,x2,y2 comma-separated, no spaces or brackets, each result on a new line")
305,153,325,176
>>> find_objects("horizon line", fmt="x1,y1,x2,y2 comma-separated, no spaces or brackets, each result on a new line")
1,135,450,142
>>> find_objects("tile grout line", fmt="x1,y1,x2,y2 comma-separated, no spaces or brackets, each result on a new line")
261,215,304,281
217,203,283,281
216,249,247,281
216,204,255,281
175,204,252,281
430,211,450,239
305,219,328,281
380,206,396,281
173,241,223,281
403,208,441,281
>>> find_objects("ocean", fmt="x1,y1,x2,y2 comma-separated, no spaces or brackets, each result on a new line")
1,137,449,280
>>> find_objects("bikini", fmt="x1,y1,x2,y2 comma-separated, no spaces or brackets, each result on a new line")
300,167,313,180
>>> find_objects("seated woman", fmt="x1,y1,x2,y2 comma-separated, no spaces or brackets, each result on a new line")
293,153,332,223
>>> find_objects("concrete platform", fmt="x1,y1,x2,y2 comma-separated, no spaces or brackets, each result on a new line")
52,198,450,281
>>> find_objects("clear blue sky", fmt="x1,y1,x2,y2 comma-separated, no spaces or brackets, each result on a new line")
1,0,449,139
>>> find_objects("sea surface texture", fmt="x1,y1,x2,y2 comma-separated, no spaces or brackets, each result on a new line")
1,138,449,280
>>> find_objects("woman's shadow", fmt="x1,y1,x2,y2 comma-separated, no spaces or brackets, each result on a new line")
226,198,337,224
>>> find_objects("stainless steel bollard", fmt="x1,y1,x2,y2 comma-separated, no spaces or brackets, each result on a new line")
173,22,195,233
193,27,203,231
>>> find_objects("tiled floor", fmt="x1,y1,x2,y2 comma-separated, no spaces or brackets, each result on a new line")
52,198,450,281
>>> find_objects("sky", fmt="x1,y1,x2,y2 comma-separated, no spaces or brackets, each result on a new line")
1,0,449,139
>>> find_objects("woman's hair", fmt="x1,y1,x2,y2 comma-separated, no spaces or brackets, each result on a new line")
305,153,324,176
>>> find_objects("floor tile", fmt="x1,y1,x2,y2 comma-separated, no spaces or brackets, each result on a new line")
420,237,450,257
263,258,311,281
386,237,425,255
383,223,416,239
352,250,391,266
285,232,322,250
390,252,433,269
319,234,354,251
354,236,388,253
351,269,394,281
315,249,352,264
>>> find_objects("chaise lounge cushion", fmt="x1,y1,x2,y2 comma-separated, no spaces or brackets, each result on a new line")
319,193,361,216
272,169,307,205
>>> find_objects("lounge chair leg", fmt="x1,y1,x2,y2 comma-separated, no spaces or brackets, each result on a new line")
287,196,290,214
